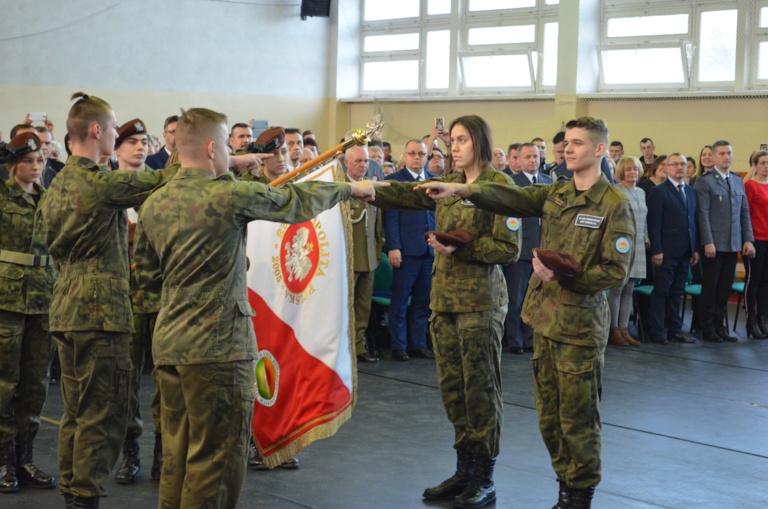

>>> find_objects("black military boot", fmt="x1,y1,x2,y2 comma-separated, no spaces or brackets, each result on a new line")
15,440,56,488
453,456,495,508
422,449,476,501
150,433,162,482
72,495,100,508
746,315,767,339
0,441,19,493
114,437,140,484
569,487,595,509
550,480,571,509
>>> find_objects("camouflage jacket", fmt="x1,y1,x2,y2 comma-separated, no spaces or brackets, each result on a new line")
468,174,635,347
346,176,384,273
134,167,353,366
41,156,177,333
373,166,521,313
0,180,55,314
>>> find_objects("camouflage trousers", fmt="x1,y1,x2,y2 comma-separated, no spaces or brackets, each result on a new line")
532,333,604,488
156,360,255,509
353,270,375,355
54,330,131,498
0,310,51,445
430,307,506,458
126,312,161,438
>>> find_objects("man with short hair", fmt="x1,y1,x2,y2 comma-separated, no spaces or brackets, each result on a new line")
145,115,178,169
502,143,521,177
382,141,393,162
503,143,552,354
609,141,624,163
492,148,506,170
647,153,699,345
532,137,547,172
285,128,304,170
383,139,436,361
345,146,383,363
33,126,65,188
550,131,565,170
417,117,635,509
229,122,253,152
134,108,379,508
694,140,755,342
639,138,656,176
429,148,446,177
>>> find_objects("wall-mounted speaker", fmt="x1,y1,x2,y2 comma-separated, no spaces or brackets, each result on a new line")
301,0,331,20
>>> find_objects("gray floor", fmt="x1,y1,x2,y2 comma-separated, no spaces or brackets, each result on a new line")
6,309,768,509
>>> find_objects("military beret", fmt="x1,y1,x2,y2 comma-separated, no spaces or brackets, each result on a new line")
424,229,475,247
115,118,148,148
0,132,42,164
533,249,582,277
247,127,285,154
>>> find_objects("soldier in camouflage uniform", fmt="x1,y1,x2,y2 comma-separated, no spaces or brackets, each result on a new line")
0,133,57,493
373,115,520,509
417,117,636,509
133,108,380,508
110,119,164,485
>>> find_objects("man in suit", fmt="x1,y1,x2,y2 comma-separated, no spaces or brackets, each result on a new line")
383,139,436,361
145,115,178,169
647,152,699,344
504,143,552,353
694,140,755,342
502,143,521,177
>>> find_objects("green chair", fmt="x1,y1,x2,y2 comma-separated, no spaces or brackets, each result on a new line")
681,266,702,332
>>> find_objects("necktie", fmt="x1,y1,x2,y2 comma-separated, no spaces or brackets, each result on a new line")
532,175,537,184
416,173,423,181
677,184,687,206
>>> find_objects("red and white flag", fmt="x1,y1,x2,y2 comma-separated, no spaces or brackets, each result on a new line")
246,161,356,467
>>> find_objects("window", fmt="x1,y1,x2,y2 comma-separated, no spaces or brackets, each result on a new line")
359,0,558,97
753,3,768,84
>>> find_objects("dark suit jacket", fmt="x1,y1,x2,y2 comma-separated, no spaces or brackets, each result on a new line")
549,158,615,184
382,168,436,257
512,171,552,260
145,147,170,170
647,179,697,259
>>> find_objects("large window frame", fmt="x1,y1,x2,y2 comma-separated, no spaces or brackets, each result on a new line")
359,0,559,98
750,1,768,86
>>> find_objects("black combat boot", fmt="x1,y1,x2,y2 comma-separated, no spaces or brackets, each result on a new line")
550,480,571,509
150,433,162,482
453,456,495,508
72,495,100,508
422,449,476,501
114,437,140,484
569,487,595,509
0,441,19,493
15,440,56,488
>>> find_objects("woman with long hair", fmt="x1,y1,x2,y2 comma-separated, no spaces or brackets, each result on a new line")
372,115,520,508
690,145,714,186
744,150,768,339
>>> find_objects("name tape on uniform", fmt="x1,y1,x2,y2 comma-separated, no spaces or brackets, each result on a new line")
574,214,604,229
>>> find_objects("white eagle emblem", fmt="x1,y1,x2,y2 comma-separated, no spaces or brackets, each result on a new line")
28,138,37,150
134,122,144,132
283,227,314,282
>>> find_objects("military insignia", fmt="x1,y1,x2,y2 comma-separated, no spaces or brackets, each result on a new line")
371,175,378,181
615,237,631,254
134,121,144,132
27,138,37,150
506,217,520,231
575,214,604,229
546,195,565,207
254,350,279,407
272,218,328,304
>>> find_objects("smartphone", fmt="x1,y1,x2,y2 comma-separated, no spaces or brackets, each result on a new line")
435,117,444,131
29,112,46,121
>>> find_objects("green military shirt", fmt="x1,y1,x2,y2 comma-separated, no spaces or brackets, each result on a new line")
373,166,520,313
41,155,177,333
134,167,354,366
0,180,55,315
346,176,383,273
467,174,635,347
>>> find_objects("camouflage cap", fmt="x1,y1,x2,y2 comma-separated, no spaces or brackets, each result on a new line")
0,132,42,164
115,118,148,148
247,126,285,154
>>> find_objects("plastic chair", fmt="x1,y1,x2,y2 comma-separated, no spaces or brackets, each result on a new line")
632,280,654,341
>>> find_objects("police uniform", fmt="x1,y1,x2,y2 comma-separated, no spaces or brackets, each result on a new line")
466,174,635,492
0,132,57,492
134,168,355,508
374,167,520,466
41,154,177,501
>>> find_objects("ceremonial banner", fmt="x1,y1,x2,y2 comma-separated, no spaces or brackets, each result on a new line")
246,161,356,467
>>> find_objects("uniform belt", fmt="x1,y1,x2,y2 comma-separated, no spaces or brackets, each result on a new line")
0,250,53,268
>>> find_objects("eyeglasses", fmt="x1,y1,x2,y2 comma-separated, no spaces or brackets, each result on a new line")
405,151,427,158
666,162,685,167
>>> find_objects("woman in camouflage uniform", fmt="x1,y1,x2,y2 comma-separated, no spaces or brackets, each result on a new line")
373,115,520,509
0,132,57,493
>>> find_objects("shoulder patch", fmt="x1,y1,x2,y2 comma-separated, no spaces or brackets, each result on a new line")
506,217,520,231
615,237,631,254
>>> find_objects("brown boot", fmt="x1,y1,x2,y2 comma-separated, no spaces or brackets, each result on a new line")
619,328,641,346
609,328,629,346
